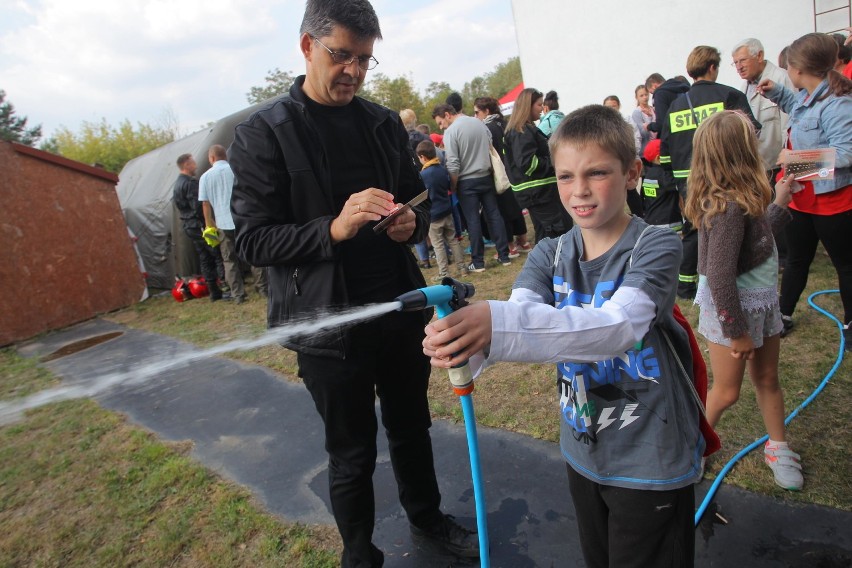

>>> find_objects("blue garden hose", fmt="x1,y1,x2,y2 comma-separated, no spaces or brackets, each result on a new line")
395,279,490,566
695,290,846,525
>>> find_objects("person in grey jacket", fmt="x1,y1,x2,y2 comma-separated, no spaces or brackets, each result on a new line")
228,1,479,564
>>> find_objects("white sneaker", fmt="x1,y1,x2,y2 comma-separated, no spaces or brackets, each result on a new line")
764,443,803,491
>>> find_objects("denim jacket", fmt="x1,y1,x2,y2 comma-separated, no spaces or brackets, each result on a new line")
765,79,852,195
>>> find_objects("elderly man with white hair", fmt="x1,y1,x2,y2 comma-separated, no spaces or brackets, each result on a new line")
731,38,795,172
732,37,796,272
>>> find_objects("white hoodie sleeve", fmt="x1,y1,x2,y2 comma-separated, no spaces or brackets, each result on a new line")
467,285,657,378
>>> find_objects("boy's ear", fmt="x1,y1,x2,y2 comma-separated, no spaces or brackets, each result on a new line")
626,158,642,189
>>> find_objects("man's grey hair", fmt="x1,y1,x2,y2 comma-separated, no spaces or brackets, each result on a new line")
299,0,382,41
732,38,764,57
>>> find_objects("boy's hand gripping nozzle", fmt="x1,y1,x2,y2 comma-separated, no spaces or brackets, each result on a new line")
394,277,476,394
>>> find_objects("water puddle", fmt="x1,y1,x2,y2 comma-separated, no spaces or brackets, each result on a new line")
41,331,124,362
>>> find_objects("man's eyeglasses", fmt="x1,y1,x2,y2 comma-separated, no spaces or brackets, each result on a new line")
312,36,379,70
731,55,756,67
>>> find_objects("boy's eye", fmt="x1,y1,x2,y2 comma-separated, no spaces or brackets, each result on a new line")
590,170,609,177
557,174,573,182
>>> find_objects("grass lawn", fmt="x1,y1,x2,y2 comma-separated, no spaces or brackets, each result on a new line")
0,350,340,567
2,223,850,566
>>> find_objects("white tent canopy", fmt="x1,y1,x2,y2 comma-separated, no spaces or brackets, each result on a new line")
116,101,269,289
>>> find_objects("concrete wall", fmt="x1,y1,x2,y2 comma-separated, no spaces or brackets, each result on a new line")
0,142,146,346
511,0,847,115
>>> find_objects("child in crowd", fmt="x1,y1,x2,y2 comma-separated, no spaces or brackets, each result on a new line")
641,138,684,232
424,105,704,568
683,110,802,491
417,140,467,282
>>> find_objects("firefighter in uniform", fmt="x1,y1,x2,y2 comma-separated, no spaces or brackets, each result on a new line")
660,45,761,299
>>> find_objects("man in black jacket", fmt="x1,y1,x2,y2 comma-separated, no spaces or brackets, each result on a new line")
228,1,477,566
172,153,223,301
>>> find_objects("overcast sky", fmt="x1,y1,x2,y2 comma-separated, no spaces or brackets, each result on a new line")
0,0,519,139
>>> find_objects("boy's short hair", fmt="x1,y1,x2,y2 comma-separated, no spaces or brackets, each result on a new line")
686,46,721,79
549,105,636,172
416,139,436,159
645,72,665,90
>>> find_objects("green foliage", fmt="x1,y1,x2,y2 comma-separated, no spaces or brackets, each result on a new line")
359,72,425,120
50,117,176,173
244,57,523,131
422,81,455,120
246,68,296,104
0,89,41,146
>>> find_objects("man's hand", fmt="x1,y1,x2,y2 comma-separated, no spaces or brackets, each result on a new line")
385,206,417,242
423,302,492,368
330,188,394,244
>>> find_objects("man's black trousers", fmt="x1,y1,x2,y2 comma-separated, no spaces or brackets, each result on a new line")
298,310,443,567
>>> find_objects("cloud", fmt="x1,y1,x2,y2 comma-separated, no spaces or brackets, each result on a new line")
0,0,516,139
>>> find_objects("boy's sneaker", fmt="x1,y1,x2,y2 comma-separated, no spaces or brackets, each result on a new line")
764,442,803,491
483,239,496,248
516,242,533,253
410,514,479,558
843,322,851,352
780,315,794,338
467,263,485,273
498,258,512,266
431,274,449,283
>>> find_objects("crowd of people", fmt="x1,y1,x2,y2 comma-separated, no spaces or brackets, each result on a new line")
167,0,852,564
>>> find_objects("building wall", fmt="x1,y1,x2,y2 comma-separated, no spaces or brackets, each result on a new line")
0,142,146,346
511,0,845,116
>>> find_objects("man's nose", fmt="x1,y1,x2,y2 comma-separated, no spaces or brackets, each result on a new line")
342,59,361,76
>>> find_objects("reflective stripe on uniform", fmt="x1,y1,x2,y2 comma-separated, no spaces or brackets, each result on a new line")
673,169,690,178
678,274,699,283
524,155,539,177
511,176,558,192
642,180,659,197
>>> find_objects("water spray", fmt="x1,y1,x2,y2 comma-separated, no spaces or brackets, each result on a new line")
395,277,490,566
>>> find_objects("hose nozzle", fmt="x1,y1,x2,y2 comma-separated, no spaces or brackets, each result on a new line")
394,277,475,316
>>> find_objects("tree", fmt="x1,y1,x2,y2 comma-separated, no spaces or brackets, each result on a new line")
51,118,177,173
247,68,296,104
243,55,523,129
0,90,42,146
359,73,425,118
484,56,522,100
422,81,455,121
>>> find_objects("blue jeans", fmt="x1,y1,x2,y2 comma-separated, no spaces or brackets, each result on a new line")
456,175,509,267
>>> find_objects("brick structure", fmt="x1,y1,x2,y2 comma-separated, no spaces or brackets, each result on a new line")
0,141,146,346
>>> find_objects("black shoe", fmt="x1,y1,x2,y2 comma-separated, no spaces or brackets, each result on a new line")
208,282,223,302
780,315,794,338
410,514,479,558
843,322,851,352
